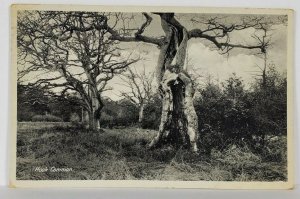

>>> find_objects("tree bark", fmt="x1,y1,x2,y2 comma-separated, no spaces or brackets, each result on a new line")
83,86,103,130
87,107,102,130
91,96,103,130
138,103,145,125
148,13,199,152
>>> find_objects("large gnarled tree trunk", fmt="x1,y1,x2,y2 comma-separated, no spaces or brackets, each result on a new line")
148,13,199,152
104,12,272,152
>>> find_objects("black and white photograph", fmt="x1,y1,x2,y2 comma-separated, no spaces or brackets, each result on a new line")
10,5,294,189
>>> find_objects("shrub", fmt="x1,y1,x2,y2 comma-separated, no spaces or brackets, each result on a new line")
100,112,114,128
70,113,81,125
195,70,287,153
211,145,262,170
260,136,287,162
141,94,162,130
31,114,63,122
100,99,139,128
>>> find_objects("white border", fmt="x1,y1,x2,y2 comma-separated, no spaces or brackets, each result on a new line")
1,0,296,190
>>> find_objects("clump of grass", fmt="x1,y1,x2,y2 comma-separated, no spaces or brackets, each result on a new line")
211,145,262,169
261,136,287,163
100,158,134,180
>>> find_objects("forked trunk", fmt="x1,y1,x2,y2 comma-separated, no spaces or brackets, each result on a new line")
148,13,199,152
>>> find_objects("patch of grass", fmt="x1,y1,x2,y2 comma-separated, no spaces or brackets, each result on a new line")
16,122,287,181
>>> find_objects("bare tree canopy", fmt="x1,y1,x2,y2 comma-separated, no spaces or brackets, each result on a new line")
119,66,156,124
17,11,137,129
17,10,287,150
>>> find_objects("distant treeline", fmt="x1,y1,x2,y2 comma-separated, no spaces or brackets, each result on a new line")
18,67,286,152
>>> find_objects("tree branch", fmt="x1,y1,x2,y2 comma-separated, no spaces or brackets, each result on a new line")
105,13,164,46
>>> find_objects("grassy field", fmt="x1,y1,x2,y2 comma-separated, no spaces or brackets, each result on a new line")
16,122,287,181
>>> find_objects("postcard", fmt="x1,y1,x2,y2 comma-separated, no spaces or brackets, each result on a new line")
10,4,294,189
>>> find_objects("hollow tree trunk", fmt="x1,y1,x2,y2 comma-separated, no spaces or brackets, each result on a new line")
148,13,199,152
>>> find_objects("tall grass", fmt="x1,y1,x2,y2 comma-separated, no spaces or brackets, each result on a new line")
16,122,287,181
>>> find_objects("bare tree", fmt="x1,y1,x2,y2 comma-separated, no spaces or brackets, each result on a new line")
17,11,136,130
251,22,274,88
18,11,286,150
102,13,286,151
119,66,156,125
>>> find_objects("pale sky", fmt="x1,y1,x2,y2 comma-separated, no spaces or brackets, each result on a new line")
18,12,288,101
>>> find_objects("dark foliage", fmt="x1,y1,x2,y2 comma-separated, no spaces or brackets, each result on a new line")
141,93,162,130
195,69,287,154
100,99,139,128
17,84,51,121
100,95,162,129
17,84,82,122
18,68,287,156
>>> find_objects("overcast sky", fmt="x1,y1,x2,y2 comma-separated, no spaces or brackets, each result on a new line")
18,12,288,101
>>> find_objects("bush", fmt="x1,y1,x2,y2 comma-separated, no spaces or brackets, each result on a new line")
100,99,139,128
195,70,287,153
141,94,162,130
260,136,287,162
100,112,114,128
70,113,81,124
31,114,63,122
